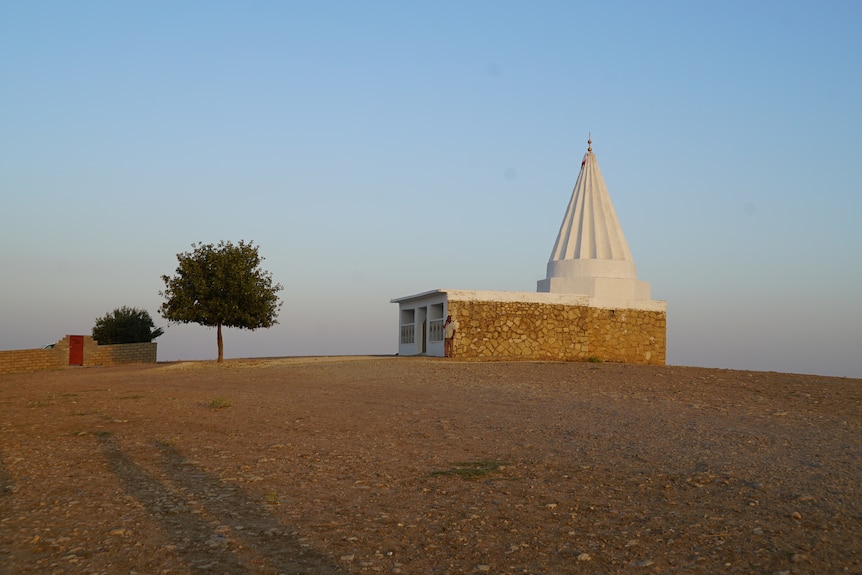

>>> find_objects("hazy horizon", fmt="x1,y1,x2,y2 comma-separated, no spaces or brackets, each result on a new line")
2,2,860,379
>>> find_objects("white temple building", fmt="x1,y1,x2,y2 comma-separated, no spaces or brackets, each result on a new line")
537,137,656,309
392,138,667,363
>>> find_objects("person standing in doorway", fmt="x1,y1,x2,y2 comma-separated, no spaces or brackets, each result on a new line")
443,314,459,357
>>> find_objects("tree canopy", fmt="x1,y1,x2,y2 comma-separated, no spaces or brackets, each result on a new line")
159,241,283,362
92,306,164,345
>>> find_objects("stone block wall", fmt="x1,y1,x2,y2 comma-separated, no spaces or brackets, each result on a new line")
0,346,66,375
447,299,666,365
86,339,157,367
0,336,158,375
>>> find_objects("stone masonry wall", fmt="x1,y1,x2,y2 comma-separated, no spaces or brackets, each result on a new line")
86,339,157,367
447,299,666,365
0,346,66,376
0,336,157,376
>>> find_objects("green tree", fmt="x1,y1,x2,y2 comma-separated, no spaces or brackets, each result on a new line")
92,306,164,344
159,240,283,362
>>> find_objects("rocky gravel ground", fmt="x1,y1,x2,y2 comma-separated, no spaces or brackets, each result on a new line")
1,357,860,575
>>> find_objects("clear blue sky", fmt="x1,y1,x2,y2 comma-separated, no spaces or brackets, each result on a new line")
2,1,860,378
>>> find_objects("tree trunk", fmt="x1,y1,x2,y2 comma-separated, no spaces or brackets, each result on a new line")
217,322,224,363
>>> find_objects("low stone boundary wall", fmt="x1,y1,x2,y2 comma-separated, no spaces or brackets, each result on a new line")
0,346,66,375
447,299,666,365
0,336,157,375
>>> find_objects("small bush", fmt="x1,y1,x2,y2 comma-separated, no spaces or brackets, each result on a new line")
431,460,507,480
93,306,164,344
208,397,232,409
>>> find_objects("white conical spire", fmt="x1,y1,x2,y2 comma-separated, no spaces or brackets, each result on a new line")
538,137,652,304
548,137,635,267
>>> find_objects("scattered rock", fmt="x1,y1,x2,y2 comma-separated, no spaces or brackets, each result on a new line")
2,359,859,575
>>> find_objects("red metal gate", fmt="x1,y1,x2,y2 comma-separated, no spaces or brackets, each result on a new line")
69,335,84,366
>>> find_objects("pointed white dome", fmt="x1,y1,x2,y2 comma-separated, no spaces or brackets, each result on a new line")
549,141,634,267
538,138,652,304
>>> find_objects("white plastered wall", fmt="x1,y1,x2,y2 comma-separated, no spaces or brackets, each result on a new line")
390,290,449,357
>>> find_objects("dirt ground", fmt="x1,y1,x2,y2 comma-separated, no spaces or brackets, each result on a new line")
1,357,860,575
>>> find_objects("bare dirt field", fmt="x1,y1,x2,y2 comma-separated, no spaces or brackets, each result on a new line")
1,357,860,575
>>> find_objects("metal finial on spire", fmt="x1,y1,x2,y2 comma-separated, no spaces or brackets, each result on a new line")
587,133,592,152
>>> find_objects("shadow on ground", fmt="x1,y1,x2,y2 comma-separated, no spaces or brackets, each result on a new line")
99,435,349,575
